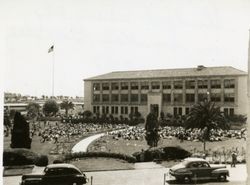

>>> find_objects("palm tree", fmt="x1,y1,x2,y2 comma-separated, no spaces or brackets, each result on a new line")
60,100,74,117
185,100,228,152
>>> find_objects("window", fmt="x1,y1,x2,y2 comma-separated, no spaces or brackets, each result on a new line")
211,93,221,102
198,80,208,89
162,81,171,89
121,82,128,90
121,106,124,114
111,82,119,90
111,94,119,102
93,106,100,114
93,83,100,91
163,94,171,102
141,82,149,90
173,107,182,116
152,81,160,90
121,94,128,102
102,106,105,114
131,94,139,102
174,107,178,116
174,93,183,103
179,107,182,115
102,83,109,90
185,107,190,115
185,80,195,89
224,93,235,103
198,93,208,102
224,108,229,116
102,94,109,102
93,94,100,102
174,81,183,89
141,94,147,103
224,79,235,89
211,80,221,89
131,107,134,114
106,106,109,114
186,94,195,102
111,106,118,114
125,107,128,114
131,82,139,90
229,108,234,116
131,106,138,114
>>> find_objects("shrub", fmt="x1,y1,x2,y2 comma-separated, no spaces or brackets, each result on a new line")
3,149,39,166
133,146,191,162
53,159,64,164
35,155,48,166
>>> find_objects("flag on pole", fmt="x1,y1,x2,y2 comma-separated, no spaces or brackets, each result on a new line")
48,45,54,53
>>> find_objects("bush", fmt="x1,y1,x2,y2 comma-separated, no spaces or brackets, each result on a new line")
133,146,191,162
63,152,137,163
35,155,48,166
3,149,39,166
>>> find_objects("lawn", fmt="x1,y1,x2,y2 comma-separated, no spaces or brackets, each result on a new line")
70,158,134,172
88,135,246,157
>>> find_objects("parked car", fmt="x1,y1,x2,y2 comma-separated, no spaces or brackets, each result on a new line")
20,163,88,185
169,157,229,183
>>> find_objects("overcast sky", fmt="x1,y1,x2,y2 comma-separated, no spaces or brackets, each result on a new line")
2,0,250,97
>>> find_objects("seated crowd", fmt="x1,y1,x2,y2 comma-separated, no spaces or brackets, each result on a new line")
108,126,247,142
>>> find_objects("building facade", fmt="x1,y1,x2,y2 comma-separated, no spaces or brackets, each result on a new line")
84,66,248,118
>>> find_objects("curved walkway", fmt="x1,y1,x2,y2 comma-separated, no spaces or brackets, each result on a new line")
71,133,105,153
71,126,133,153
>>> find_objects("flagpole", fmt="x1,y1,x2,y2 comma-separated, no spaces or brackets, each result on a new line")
52,48,55,97
52,45,55,97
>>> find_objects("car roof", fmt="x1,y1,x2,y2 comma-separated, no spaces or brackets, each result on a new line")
46,163,79,170
184,157,207,162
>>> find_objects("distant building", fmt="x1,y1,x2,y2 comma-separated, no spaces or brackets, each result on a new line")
84,66,248,118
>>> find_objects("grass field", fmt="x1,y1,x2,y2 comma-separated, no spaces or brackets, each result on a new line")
88,135,246,157
4,122,246,172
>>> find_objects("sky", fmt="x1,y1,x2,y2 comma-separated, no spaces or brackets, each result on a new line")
1,0,250,97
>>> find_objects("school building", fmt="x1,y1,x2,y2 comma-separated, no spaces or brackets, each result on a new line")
84,66,248,118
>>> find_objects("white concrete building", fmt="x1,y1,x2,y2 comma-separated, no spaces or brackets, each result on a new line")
84,66,248,118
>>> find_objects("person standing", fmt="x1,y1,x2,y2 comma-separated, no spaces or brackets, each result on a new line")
231,151,237,167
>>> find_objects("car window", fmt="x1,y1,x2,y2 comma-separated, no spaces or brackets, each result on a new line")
66,168,82,175
45,168,67,176
189,162,198,168
201,162,210,167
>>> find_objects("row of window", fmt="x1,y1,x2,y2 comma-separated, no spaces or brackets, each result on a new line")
93,106,138,115
93,106,234,116
93,79,235,91
173,107,234,116
93,93,235,103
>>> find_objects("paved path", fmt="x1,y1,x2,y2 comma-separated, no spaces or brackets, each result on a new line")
71,133,105,153
4,164,247,185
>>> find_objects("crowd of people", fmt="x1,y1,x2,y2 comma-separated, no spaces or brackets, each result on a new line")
31,121,129,144
107,126,247,142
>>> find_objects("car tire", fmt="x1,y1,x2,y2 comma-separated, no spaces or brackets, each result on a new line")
218,174,227,182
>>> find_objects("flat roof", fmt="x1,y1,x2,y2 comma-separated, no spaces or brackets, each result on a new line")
84,66,247,81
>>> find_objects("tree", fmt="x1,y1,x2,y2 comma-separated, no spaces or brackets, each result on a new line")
27,102,40,119
42,99,59,116
11,112,32,149
60,100,74,117
145,112,160,147
185,100,228,152
83,110,92,119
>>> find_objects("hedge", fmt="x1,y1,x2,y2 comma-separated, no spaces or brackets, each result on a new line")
133,146,191,162
62,152,137,163
3,148,48,166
